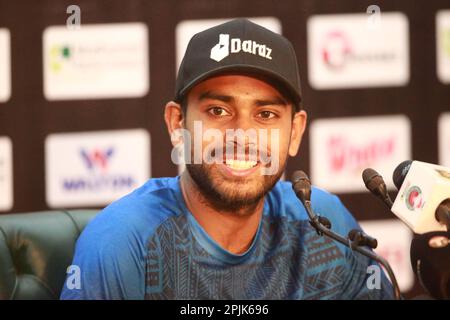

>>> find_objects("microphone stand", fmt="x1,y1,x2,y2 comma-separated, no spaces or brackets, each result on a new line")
302,199,402,300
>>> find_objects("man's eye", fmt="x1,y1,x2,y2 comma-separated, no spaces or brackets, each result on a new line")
257,111,276,119
208,107,230,117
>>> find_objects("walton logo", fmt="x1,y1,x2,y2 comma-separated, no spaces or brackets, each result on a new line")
210,34,273,62
62,147,135,192
80,147,114,173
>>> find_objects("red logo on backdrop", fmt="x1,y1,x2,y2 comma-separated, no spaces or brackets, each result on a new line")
321,31,352,70
327,136,395,172
377,247,403,266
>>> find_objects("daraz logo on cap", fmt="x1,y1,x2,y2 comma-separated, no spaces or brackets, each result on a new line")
210,34,273,62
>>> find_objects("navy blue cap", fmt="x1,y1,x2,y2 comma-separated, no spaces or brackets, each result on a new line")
175,18,302,109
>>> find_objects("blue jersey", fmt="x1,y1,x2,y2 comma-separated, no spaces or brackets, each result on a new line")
60,177,394,300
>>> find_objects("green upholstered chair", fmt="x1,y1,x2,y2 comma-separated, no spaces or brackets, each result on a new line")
0,210,98,300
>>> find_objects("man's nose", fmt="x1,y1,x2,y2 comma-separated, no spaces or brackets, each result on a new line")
231,111,255,132
224,113,258,157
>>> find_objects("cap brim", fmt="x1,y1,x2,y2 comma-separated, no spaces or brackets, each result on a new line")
176,64,302,109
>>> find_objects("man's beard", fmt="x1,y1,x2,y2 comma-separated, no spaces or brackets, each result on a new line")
185,161,286,215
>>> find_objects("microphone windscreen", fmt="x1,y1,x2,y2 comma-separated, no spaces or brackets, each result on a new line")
362,168,387,194
291,170,311,202
393,160,413,190
362,168,379,187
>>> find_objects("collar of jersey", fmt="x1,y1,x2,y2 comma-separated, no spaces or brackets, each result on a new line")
171,176,269,265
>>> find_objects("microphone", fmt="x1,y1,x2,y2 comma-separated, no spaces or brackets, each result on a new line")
291,170,311,203
362,168,393,209
390,160,450,299
391,160,450,234
436,200,450,230
291,171,401,299
410,231,450,299
392,160,413,190
291,170,331,232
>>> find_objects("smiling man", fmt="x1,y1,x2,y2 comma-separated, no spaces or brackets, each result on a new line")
61,18,394,300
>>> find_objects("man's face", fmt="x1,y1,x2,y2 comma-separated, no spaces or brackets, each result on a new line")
177,74,306,213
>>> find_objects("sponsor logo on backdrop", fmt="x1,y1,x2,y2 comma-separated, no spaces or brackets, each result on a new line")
320,30,396,71
438,112,450,167
307,12,409,89
61,147,134,192
80,147,114,173
43,22,149,100
436,10,450,83
310,115,411,193
0,137,13,211
321,31,352,69
0,29,11,103
326,135,395,174
45,129,150,207
176,17,281,72
360,219,414,291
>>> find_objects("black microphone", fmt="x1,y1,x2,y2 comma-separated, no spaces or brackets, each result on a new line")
291,170,331,231
291,170,311,204
410,231,450,299
392,160,412,190
362,168,393,208
291,170,401,300
436,199,450,230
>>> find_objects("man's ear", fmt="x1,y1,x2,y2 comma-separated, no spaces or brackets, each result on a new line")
164,101,185,147
288,110,307,157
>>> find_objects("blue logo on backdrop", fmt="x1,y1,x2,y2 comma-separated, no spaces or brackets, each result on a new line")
62,147,136,192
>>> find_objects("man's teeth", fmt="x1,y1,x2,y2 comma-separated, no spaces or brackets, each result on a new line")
225,159,258,170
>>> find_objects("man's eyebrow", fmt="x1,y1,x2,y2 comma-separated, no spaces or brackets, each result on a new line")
198,91,234,104
255,96,289,107
197,91,288,107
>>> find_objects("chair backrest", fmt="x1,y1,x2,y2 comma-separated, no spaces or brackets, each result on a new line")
0,210,98,300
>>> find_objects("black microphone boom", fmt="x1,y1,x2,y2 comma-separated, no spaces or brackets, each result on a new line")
291,171,401,300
